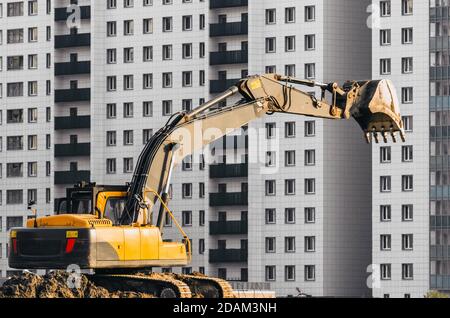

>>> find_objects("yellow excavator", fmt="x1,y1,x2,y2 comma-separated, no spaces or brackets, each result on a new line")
8,74,404,298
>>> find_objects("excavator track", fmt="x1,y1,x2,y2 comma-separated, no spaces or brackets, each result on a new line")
89,274,192,298
174,274,236,298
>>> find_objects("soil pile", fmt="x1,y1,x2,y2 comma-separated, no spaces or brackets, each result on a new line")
0,271,154,298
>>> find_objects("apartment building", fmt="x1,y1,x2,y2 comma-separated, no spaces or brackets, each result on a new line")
0,0,377,297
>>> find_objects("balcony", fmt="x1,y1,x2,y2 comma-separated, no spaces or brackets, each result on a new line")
210,220,248,235
210,0,248,9
54,170,90,185
55,88,90,103
210,163,248,178
210,79,240,94
55,143,90,157
55,116,91,130
55,61,91,76
55,33,91,49
209,192,248,207
209,249,248,263
210,21,248,37
210,50,248,65
55,6,91,21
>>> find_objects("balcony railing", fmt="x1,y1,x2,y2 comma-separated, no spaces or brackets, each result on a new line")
210,50,248,65
210,163,248,178
209,249,248,263
55,6,91,21
55,33,91,49
55,61,91,76
210,0,248,9
55,88,91,103
55,116,91,130
210,220,248,235
54,143,90,157
210,79,240,94
209,192,248,207
210,21,248,37
54,170,90,185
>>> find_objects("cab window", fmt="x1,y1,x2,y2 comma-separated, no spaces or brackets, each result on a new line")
104,198,126,225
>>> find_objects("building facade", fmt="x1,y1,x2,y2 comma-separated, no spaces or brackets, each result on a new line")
0,0,419,298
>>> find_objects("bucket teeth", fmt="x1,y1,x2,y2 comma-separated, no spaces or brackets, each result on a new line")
365,132,372,144
372,130,379,144
381,128,388,143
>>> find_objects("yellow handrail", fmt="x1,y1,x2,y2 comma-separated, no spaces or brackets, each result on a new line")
144,188,192,262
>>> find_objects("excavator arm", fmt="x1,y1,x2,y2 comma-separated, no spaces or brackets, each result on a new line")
119,73,404,226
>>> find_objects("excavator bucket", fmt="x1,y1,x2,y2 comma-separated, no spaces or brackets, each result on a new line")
349,79,405,143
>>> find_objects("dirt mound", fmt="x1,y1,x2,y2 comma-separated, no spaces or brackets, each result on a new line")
0,271,154,298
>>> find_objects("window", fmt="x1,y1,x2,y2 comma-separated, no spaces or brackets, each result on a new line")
380,58,391,75
402,0,413,15
380,1,391,17
285,237,296,253
162,72,172,88
182,183,192,199
199,239,205,255
162,45,172,60
123,130,133,145
265,266,276,281
402,87,413,103
143,129,153,144
182,15,192,31
28,81,37,96
182,155,192,171
266,123,276,139
107,21,117,37
124,20,134,35
27,189,37,203
7,2,23,17
163,17,172,32
123,47,134,63
265,180,276,196
285,150,296,166
199,210,205,226
106,131,117,147
402,234,413,250
305,121,315,136
124,0,133,8
182,211,192,226
285,122,296,138
199,183,205,198
182,71,192,87
123,102,133,118
199,14,205,30
107,76,117,91
285,266,296,282
7,82,23,97
7,163,23,178
305,236,315,252
285,36,296,52
285,7,295,23
402,116,413,132
380,264,391,280
106,158,116,174
182,43,192,59
27,162,37,177
285,208,295,224
380,176,391,192
265,237,276,253
305,265,315,281
6,190,23,205
402,146,413,162
28,108,37,123
107,103,117,118
143,74,153,89
265,37,276,53
28,135,37,150
265,209,276,224
402,175,413,192
285,179,295,195
380,146,391,163
402,264,413,280
305,6,315,22
266,9,276,24
123,158,133,173
305,63,315,79
107,0,117,9
199,42,205,58
380,205,391,222
143,46,153,62
305,179,315,194
7,109,23,124
7,56,23,70
143,0,152,6
266,151,276,167
7,29,24,44
380,234,391,251
402,57,413,74
143,18,153,34
123,75,134,90
162,100,172,116
305,208,315,223
6,216,23,230
305,34,315,51
305,150,315,166
143,101,153,117
7,136,23,150
380,29,391,46
402,28,413,44
284,64,296,77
